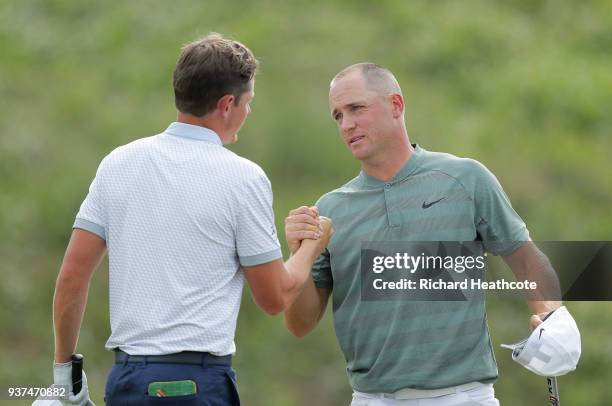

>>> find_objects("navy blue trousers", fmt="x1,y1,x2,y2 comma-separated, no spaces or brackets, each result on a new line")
105,361,240,405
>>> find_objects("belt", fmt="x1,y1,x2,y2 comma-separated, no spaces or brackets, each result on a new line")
114,349,232,366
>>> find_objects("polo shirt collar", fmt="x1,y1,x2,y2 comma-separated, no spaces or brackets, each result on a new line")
359,144,424,187
164,122,223,145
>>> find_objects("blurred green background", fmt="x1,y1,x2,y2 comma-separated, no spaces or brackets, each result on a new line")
1,0,611,405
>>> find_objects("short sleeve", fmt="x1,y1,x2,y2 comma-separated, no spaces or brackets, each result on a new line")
235,172,282,267
312,248,333,289
473,161,529,256
73,158,108,240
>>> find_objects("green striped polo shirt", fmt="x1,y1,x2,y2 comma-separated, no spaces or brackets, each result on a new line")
313,144,529,393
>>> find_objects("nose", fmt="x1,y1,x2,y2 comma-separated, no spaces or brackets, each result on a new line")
340,115,356,133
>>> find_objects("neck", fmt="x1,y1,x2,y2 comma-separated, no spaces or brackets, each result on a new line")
362,136,413,182
177,112,221,134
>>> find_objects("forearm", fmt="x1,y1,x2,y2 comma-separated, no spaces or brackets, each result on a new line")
280,242,319,309
526,258,561,315
284,276,326,336
509,243,562,315
53,270,91,363
528,288,561,313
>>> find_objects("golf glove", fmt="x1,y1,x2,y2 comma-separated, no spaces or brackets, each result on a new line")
52,361,94,406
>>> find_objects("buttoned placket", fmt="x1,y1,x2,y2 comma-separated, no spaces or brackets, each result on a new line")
383,182,402,229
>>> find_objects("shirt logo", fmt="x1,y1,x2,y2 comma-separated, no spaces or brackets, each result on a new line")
422,197,446,209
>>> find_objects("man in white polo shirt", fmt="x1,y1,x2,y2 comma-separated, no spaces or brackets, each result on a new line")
50,33,332,406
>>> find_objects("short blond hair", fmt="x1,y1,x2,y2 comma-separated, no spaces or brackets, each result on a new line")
332,63,402,97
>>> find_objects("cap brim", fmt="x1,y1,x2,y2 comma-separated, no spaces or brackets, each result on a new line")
500,337,528,351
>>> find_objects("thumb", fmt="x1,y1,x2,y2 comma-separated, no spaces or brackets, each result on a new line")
319,216,333,235
530,314,543,330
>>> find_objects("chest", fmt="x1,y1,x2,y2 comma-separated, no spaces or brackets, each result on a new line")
325,175,479,282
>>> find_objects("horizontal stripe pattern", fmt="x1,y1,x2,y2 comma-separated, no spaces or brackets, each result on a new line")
314,145,528,392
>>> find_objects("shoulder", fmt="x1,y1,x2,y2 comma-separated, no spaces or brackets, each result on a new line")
419,147,487,175
219,154,271,193
99,135,158,168
86,138,142,180
217,153,274,199
418,147,497,191
230,154,268,179
315,175,361,214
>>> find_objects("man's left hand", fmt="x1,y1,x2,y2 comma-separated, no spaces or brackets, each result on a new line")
52,361,95,405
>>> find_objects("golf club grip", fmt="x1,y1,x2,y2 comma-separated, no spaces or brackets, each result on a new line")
547,376,560,406
71,354,84,395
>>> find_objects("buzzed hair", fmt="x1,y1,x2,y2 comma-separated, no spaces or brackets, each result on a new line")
332,63,402,97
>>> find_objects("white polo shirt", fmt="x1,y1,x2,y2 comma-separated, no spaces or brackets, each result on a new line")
74,122,282,356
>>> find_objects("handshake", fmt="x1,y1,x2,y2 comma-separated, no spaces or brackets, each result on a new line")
284,206,333,256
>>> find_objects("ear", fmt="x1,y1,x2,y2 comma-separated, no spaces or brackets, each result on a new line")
390,94,404,118
217,94,235,117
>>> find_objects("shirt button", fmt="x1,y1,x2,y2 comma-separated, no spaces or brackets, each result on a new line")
385,184,391,189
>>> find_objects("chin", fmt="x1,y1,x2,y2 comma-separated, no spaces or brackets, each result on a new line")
222,134,238,145
350,148,370,161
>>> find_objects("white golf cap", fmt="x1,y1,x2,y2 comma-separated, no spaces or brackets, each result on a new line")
501,306,581,377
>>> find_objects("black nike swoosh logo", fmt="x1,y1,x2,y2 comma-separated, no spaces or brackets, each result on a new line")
422,197,446,209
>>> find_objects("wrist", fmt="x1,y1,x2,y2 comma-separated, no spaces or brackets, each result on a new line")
54,352,73,364
288,241,300,256
55,356,72,364
533,301,561,315
298,240,320,261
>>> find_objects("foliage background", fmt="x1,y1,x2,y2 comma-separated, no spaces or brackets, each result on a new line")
1,1,611,405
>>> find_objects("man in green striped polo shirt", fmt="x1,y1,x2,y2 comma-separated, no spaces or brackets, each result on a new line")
283,63,562,405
